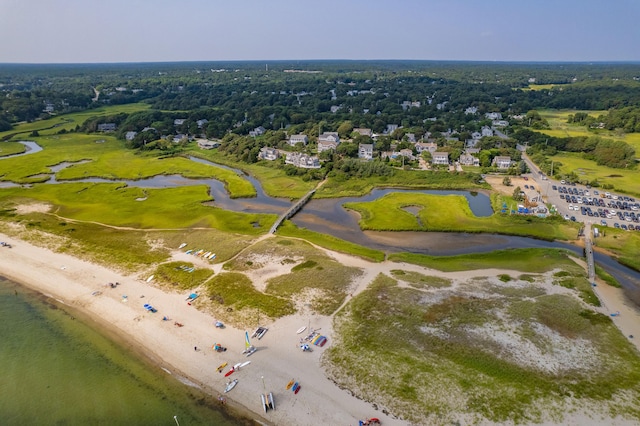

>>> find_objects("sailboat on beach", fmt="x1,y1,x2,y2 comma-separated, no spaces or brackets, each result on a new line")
242,331,257,356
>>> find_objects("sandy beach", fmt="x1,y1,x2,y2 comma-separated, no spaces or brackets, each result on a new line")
1,231,639,426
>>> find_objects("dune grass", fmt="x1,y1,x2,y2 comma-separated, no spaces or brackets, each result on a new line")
326,272,640,424
389,248,581,273
389,270,452,288
152,261,214,291
344,192,579,240
224,237,363,315
204,272,295,322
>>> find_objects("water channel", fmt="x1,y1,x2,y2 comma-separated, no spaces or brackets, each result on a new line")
2,142,639,290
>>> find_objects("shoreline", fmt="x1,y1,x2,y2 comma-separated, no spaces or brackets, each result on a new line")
2,231,639,425
0,232,404,426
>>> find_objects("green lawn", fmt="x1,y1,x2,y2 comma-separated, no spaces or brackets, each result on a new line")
536,109,640,153
549,152,640,195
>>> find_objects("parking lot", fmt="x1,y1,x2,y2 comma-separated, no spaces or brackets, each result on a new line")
550,181,640,230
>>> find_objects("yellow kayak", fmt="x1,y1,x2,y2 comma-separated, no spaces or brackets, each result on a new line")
216,362,228,373
286,378,295,390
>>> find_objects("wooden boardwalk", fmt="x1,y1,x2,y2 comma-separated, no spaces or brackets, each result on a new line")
269,189,316,234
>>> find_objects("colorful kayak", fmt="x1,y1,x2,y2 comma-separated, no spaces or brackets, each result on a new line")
224,363,242,377
216,362,228,373
291,381,299,392
294,384,301,394
286,379,295,390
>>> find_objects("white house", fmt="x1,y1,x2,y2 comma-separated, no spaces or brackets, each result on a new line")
432,152,450,165
385,124,399,135
97,123,116,132
354,128,372,137
249,126,266,137
285,152,320,169
415,142,438,154
288,134,308,146
492,120,509,127
125,131,138,141
196,119,208,128
492,156,512,169
259,147,280,161
485,112,503,120
318,132,340,144
481,126,494,137
358,143,374,160
174,118,186,126
197,139,220,149
459,153,480,167
317,140,339,153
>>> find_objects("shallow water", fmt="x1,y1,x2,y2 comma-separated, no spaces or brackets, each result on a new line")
0,276,246,426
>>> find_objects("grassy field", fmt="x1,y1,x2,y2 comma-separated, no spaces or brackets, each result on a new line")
593,227,640,272
0,104,151,141
344,192,579,240
325,271,640,424
536,109,640,153
0,141,27,157
521,83,570,91
549,152,640,195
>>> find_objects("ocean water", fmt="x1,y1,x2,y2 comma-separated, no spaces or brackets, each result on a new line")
0,276,249,426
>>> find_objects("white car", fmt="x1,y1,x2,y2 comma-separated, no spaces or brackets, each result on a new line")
568,204,574,211
564,214,570,220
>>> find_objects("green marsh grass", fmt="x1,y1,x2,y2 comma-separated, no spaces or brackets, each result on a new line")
345,192,578,240
0,141,27,157
389,248,579,273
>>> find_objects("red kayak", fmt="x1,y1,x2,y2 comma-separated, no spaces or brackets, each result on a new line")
294,384,301,394
224,368,236,377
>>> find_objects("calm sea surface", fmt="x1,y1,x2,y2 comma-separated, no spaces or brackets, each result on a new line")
0,276,248,426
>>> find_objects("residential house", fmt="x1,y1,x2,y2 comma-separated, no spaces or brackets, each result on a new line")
399,149,414,160
485,112,503,120
358,143,374,160
459,153,480,167
288,134,308,146
353,128,372,137
125,131,138,141
464,106,478,115
196,119,209,128
285,152,320,169
259,147,280,161
415,142,438,154
385,124,399,135
97,123,116,132
197,139,220,150
405,133,416,143
317,140,339,153
492,120,509,127
432,152,450,165
481,126,494,137
174,118,186,126
492,156,512,169
249,126,266,137
330,105,342,113
43,102,55,113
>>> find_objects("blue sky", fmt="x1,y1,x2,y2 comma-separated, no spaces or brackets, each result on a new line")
1,0,639,63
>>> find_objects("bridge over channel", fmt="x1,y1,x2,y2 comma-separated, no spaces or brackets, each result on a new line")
584,222,596,284
269,188,316,234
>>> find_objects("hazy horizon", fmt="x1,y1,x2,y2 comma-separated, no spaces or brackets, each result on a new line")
1,0,639,64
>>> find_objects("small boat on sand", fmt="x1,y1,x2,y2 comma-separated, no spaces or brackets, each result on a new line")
286,379,295,390
252,326,268,340
224,379,238,393
216,362,228,373
261,392,275,412
296,326,306,334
